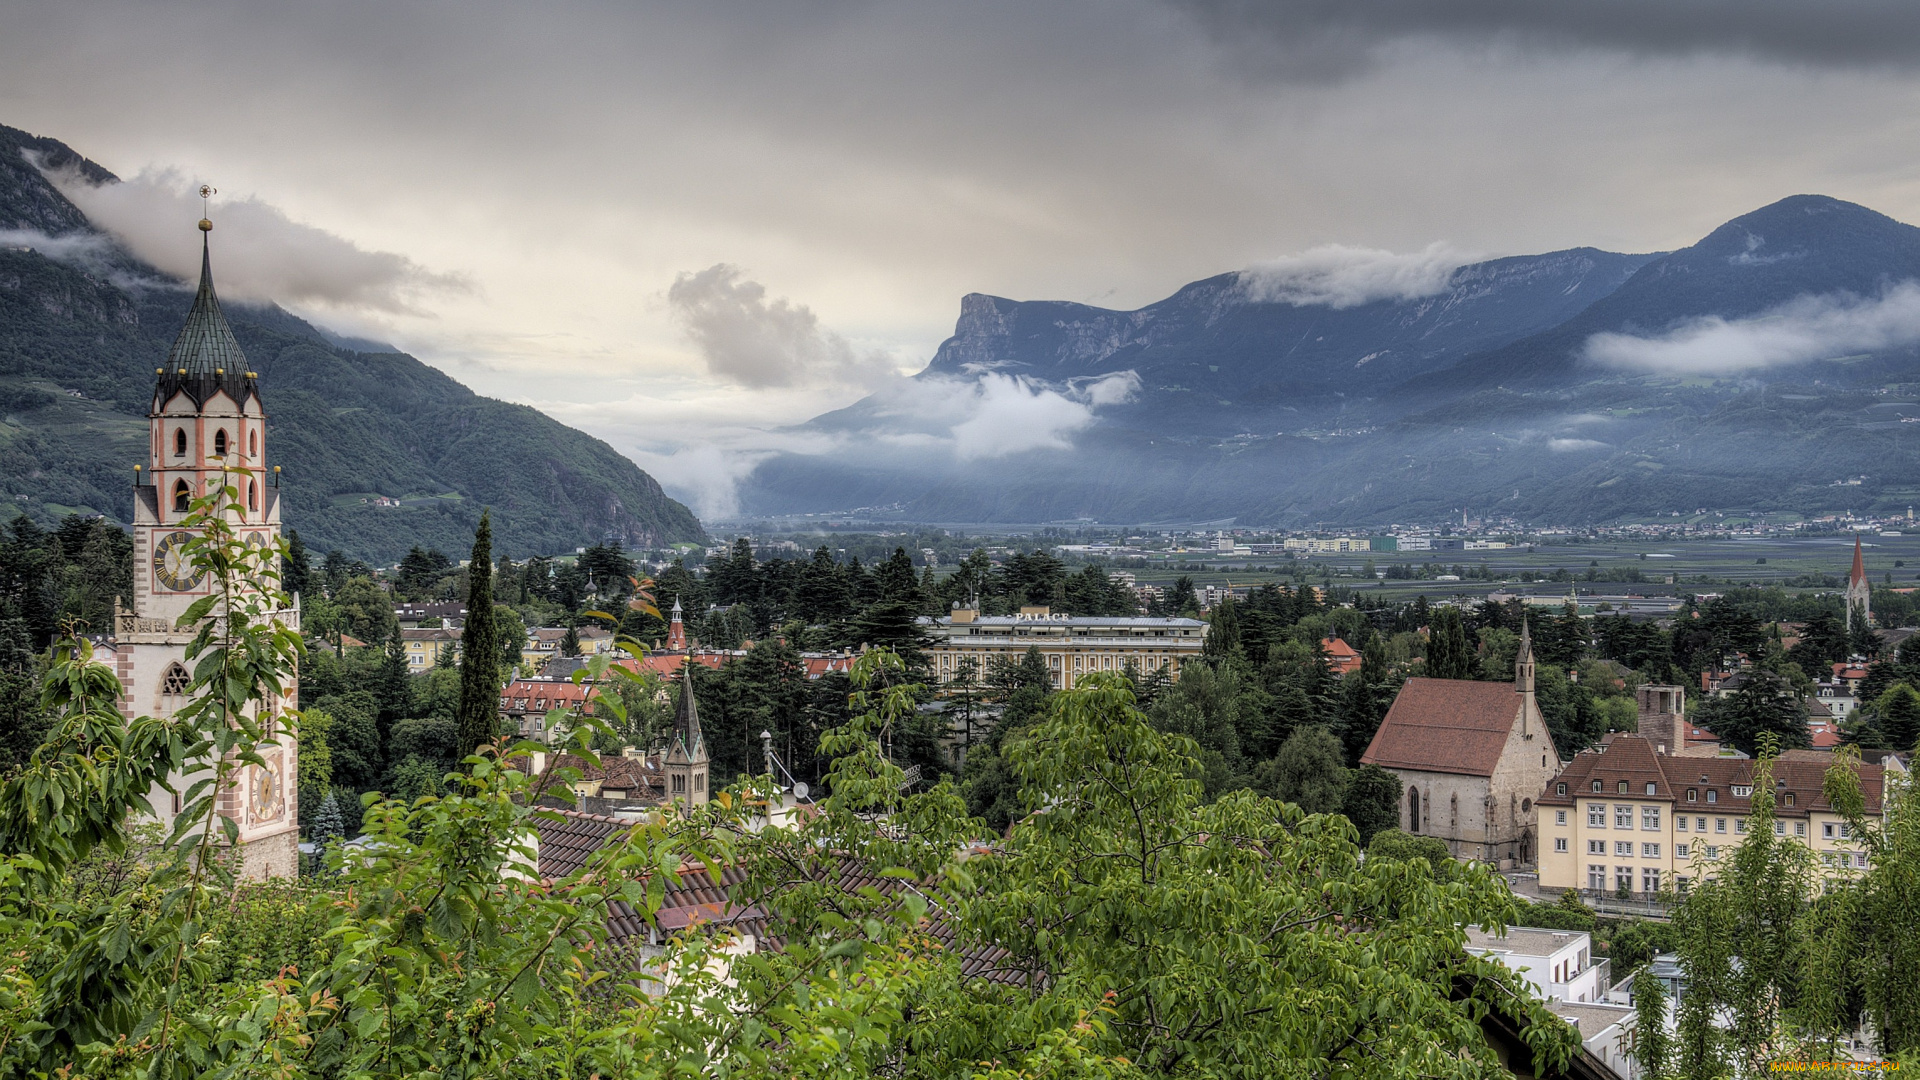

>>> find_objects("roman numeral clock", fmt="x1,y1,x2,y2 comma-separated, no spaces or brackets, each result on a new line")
151,530,204,592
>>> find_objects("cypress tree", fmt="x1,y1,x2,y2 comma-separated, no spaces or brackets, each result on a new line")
283,528,312,596
1425,607,1475,680
455,512,501,763
1202,597,1243,667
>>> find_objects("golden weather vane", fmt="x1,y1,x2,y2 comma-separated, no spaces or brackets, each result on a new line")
198,185,217,231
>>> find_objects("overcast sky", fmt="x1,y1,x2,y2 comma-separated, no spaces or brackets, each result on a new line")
7,0,1920,515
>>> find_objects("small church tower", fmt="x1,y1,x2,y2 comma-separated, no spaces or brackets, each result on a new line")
118,214,300,879
664,661,709,806
667,596,686,651
1848,534,1872,630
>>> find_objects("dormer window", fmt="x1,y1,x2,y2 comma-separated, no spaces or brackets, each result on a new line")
1646,782,1657,795
1732,785,1753,798
1785,792,1795,807
213,429,228,457
173,428,187,456
1618,780,1628,794
1707,789,1718,804
1687,789,1697,802
1557,782,1568,796
1591,780,1602,793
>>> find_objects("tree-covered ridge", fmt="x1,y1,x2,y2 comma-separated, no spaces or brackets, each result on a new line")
0,121,705,563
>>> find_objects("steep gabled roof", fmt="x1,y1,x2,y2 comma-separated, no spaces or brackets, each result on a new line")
1361,677,1523,777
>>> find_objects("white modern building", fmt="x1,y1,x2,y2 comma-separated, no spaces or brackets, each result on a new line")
1465,926,1609,1004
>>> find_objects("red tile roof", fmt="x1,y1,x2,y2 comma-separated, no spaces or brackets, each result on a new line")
1537,734,1884,816
1321,636,1363,676
1361,677,1524,777
531,809,1025,986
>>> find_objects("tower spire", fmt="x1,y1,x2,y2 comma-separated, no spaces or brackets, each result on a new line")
664,659,709,806
1848,534,1872,631
160,207,250,387
1515,616,1535,696
672,659,703,759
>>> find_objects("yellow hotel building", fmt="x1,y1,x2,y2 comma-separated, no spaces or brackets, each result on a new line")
921,605,1207,690
1535,734,1888,898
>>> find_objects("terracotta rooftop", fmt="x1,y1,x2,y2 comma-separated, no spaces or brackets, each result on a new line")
532,809,1026,987
1321,636,1363,676
1361,677,1525,777
1537,734,1884,817
533,808,630,878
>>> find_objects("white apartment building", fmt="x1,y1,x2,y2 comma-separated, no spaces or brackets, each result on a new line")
1465,926,1608,1005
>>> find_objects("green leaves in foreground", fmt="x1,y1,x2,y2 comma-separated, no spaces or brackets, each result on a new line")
0,639,1574,1078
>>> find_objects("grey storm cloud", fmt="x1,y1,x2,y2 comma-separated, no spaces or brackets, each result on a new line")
667,264,899,390
41,163,468,313
1170,0,1920,79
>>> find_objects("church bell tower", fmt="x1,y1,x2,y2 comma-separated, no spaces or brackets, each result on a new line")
116,214,300,879
664,660,709,807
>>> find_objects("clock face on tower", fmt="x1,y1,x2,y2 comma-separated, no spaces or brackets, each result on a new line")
152,530,204,592
251,758,286,823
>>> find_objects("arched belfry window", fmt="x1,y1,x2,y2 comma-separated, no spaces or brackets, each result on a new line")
160,663,191,708
248,480,258,512
173,428,187,456
172,480,191,513
249,430,258,457
213,429,228,457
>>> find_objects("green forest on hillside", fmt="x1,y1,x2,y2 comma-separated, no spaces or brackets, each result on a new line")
0,122,705,563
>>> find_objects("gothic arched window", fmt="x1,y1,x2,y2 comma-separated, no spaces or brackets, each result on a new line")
249,429,258,457
213,429,229,457
172,480,191,513
1408,788,1421,834
160,663,191,704
248,480,258,512
173,428,187,456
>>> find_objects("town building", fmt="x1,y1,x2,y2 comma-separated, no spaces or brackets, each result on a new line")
1549,1002,1640,1080
1282,536,1370,553
1533,734,1885,899
507,661,709,810
401,625,460,670
1321,635,1362,677
522,624,614,668
1465,926,1608,1005
112,219,299,879
920,604,1207,690
1360,623,1560,866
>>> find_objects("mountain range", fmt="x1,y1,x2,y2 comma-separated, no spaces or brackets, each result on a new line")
0,123,705,563
739,195,1920,526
